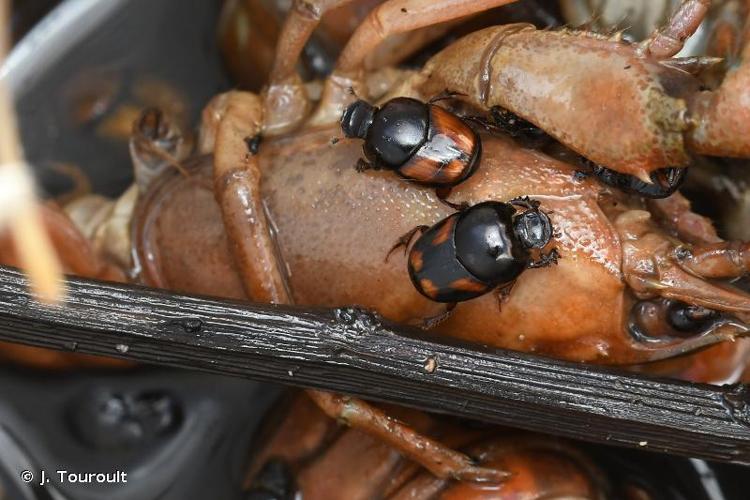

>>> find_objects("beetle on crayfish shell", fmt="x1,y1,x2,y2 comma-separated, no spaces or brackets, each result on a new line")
341,96,482,193
391,198,558,326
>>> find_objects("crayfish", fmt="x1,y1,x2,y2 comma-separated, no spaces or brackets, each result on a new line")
4,0,750,485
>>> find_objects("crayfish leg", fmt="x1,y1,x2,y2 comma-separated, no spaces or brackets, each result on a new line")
687,7,750,158
615,210,750,315
418,302,457,330
263,0,356,134
312,0,523,126
306,390,509,483
212,91,292,304
675,242,750,279
647,193,722,245
638,0,711,58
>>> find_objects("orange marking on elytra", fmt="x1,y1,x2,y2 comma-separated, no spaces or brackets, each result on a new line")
432,216,456,245
410,250,424,272
449,277,487,292
430,106,475,151
419,278,439,299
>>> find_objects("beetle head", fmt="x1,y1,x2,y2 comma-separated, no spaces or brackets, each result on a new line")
341,100,376,139
513,207,553,250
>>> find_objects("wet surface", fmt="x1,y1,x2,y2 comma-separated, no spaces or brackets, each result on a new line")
66,389,181,450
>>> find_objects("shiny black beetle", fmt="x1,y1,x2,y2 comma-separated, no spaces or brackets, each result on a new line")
390,198,558,325
340,96,481,190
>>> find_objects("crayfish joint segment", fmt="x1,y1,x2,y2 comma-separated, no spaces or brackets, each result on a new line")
312,0,523,125
637,0,711,59
212,91,291,304
674,242,750,279
307,390,510,483
616,210,750,315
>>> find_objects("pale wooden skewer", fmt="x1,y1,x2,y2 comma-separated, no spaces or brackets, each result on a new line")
0,0,65,303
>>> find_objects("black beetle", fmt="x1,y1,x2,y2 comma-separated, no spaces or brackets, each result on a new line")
389,198,558,327
340,96,481,192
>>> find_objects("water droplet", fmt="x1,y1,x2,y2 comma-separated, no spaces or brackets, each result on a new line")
115,344,129,354
638,440,648,447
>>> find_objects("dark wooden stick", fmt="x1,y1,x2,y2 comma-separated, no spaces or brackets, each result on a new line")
0,265,748,464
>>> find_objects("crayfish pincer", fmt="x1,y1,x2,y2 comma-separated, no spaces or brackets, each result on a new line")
316,0,750,183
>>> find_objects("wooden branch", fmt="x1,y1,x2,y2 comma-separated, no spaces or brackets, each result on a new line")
0,265,748,465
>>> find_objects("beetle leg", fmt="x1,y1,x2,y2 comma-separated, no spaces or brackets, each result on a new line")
489,107,551,144
386,225,429,262
310,0,522,126
463,114,500,133
306,390,509,483
527,248,560,269
637,0,711,58
419,302,457,330
509,196,541,210
354,158,378,173
494,282,516,311
435,187,468,211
